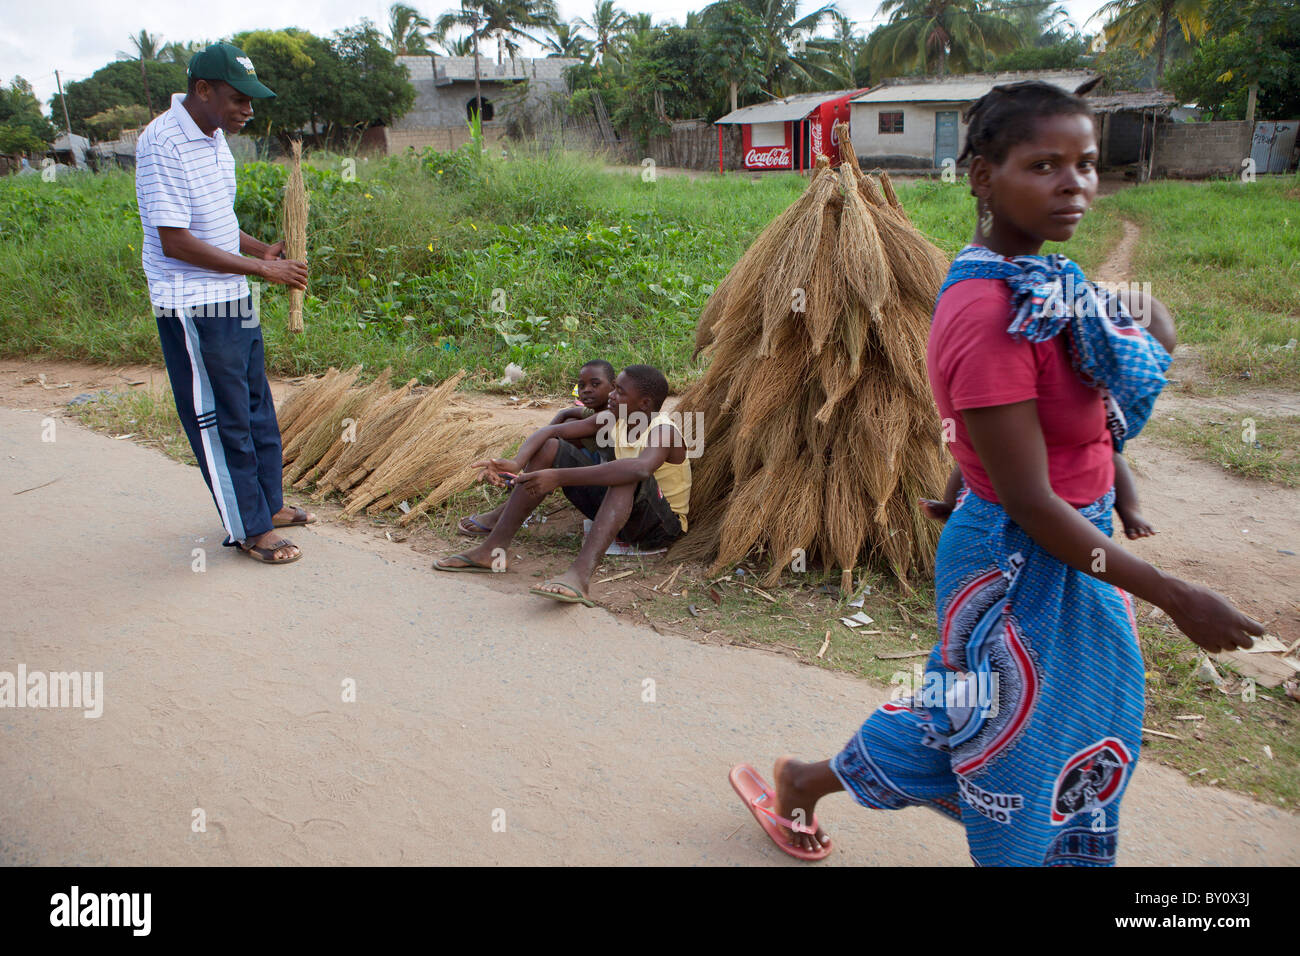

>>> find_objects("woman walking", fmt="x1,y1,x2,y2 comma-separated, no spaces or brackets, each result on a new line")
730,81,1262,866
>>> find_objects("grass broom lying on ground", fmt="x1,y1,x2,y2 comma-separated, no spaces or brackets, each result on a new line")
275,368,526,523
674,124,950,587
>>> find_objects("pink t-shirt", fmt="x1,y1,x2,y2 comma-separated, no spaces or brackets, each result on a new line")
927,278,1114,507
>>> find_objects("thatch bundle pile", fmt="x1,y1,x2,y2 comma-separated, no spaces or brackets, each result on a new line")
277,369,526,525
673,124,951,586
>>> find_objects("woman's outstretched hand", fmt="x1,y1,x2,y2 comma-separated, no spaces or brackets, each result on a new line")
918,498,954,524
1161,578,1264,654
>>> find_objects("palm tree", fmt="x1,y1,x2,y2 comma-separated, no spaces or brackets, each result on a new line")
118,30,162,62
1089,0,1208,81
807,9,862,87
700,2,762,111
389,3,433,54
865,0,1023,77
576,1,630,63
703,0,845,98
118,30,163,115
435,2,486,117
437,34,477,55
438,1,558,65
542,22,592,59
989,0,1074,46
160,40,206,66
626,12,654,35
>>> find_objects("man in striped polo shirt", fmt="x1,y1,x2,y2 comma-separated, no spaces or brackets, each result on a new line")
136,42,313,565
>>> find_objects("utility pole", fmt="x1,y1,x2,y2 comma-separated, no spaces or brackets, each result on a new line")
55,69,76,166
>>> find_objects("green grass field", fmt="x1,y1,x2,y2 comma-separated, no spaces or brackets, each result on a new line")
0,146,1127,391
1102,177,1300,390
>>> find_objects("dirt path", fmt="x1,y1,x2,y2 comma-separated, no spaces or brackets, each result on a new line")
2,404,1297,865
1093,218,1141,285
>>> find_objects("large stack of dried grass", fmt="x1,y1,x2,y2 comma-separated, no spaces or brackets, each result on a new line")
277,369,525,525
674,124,951,586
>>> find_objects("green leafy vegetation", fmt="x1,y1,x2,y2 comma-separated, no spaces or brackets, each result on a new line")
1102,176,1300,390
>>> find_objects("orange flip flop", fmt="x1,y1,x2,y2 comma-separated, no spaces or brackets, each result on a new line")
729,763,832,862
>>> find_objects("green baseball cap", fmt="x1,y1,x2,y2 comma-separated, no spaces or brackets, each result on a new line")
187,43,276,99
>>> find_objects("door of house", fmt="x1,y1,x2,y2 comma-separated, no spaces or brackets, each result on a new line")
934,110,959,169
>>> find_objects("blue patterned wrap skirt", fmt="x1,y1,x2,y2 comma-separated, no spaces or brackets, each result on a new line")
831,484,1145,866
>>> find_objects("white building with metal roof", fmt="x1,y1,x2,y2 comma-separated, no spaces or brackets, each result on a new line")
848,70,1098,170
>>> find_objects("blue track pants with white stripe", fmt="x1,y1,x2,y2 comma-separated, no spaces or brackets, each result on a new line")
155,295,283,547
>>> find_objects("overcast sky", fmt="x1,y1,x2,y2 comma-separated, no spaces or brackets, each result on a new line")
7,0,1114,113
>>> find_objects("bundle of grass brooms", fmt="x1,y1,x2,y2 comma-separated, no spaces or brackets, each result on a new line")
673,123,951,588
284,139,308,334
276,368,526,524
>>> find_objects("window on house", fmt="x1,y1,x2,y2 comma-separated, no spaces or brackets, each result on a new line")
467,97,495,122
878,111,904,134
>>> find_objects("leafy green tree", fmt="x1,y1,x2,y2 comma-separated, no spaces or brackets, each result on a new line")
117,30,165,114
595,25,712,145
55,59,188,135
0,77,56,155
330,22,418,135
1089,0,1209,81
233,25,415,143
85,103,152,140
231,28,324,139
1162,0,1300,118
1091,41,1153,89
865,0,1023,77
990,34,1088,71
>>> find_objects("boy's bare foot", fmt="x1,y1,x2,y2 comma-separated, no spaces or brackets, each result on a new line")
457,513,496,536
772,756,832,854
532,569,589,600
1117,508,1156,539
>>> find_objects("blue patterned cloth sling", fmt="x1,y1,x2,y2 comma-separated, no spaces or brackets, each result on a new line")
937,244,1172,451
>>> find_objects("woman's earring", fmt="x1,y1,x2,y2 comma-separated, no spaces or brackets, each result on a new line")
979,201,994,234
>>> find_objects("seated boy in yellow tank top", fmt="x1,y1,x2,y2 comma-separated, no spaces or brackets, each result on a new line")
432,365,691,607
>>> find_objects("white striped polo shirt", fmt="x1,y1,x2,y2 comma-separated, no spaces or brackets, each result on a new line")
135,93,250,310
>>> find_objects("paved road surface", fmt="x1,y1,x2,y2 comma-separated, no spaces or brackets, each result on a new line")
1,408,1295,865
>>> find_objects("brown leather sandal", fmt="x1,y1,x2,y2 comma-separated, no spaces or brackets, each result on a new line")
240,537,302,564
273,505,317,528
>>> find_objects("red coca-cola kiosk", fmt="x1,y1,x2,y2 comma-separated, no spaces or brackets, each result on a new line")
715,87,870,173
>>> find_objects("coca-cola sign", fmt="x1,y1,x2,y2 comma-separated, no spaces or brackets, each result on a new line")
745,146,791,169
810,122,823,158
